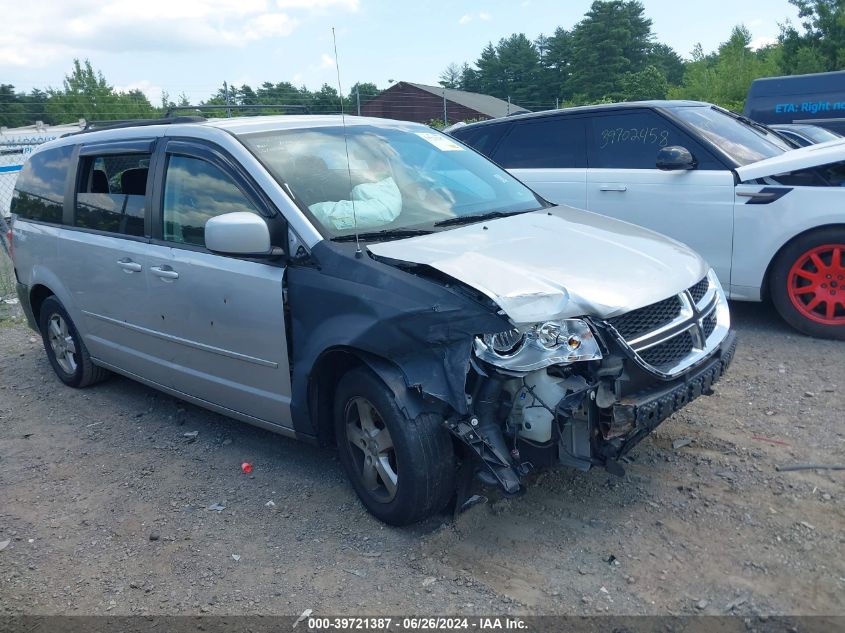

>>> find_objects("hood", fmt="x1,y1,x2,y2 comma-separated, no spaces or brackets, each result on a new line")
736,137,845,182
368,206,707,325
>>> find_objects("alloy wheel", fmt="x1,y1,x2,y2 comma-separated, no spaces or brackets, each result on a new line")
47,313,78,374
787,244,845,326
344,396,398,503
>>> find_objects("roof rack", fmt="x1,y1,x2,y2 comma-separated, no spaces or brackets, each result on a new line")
63,116,207,137
164,104,311,117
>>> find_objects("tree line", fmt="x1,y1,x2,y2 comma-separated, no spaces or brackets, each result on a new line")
440,0,842,111
1,0,842,129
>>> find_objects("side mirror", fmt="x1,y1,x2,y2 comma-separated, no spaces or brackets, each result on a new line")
656,145,697,171
205,212,272,256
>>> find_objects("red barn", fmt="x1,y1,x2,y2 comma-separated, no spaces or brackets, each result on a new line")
360,81,528,124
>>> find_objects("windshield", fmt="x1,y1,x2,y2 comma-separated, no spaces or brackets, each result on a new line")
671,106,786,166
239,124,544,239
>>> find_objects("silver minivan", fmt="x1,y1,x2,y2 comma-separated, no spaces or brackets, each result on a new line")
10,115,736,525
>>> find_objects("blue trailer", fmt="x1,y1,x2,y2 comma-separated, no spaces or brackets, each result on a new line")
744,70,845,135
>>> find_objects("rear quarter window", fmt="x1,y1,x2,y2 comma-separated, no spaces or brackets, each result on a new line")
451,124,508,157
11,145,73,223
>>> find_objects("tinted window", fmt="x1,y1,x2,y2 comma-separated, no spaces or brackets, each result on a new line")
11,145,72,223
494,117,586,168
588,110,719,169
452,124,507,156
163,155,258,246
75,153,149,236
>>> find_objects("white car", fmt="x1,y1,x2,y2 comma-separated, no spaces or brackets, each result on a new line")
450,101,845,339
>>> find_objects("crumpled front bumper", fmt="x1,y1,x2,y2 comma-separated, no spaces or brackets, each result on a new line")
605,330,738,460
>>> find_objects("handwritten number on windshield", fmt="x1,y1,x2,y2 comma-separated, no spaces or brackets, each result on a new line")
599,127,670,149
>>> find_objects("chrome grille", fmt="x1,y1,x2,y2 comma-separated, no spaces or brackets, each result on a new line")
603,272,728,377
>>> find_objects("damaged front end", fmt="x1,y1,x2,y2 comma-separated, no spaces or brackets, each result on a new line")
290,237,736,502
446,269,737,495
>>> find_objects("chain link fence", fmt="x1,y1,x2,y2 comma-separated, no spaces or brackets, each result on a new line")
1,141,40,301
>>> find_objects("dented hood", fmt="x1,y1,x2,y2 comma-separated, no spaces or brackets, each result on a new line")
368,206,708,325
735,137,845,182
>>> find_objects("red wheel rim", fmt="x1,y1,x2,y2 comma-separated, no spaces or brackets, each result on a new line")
787,244,845,326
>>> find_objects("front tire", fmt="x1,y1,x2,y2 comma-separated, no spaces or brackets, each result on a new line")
334,367,455,526
39,296,110,387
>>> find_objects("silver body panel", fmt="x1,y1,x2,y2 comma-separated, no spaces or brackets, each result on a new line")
369,206,708,325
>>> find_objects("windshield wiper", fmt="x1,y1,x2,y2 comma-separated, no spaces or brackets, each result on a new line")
331,228,434,242
433,209,528,227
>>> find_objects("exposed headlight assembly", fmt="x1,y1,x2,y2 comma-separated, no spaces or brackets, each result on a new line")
474,319,602,373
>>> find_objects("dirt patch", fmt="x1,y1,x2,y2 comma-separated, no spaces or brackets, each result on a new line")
0,301,843,616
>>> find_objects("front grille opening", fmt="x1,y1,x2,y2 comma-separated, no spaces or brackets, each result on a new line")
607,295,683,339
639,331,694,369
703,312,717,339
689,277,709,304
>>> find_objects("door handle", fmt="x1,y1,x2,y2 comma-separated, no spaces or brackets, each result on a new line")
599,184,627,192
150,265,179,280
116,258,142,273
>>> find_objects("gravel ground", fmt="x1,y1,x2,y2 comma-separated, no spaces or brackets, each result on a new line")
0,299,843,617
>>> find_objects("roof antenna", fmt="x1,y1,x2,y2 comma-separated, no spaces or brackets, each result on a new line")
332,27,362,258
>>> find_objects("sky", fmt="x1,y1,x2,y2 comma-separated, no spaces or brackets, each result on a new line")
0,0,800,105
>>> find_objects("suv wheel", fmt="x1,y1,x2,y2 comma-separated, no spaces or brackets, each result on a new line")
334,366,455,525
39,296,110,387
770,228,845,340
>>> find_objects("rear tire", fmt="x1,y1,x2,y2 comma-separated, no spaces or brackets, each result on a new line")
39,296,110,387
770,228,845,340
334,366,455,526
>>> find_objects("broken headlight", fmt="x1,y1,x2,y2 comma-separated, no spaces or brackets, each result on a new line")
474,319,602,373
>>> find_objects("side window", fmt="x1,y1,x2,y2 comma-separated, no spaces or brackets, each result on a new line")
163,155,259,247
11,145,73,223
453,124,508,157
588,111,719,170
75,153,150,236
493,118,586,169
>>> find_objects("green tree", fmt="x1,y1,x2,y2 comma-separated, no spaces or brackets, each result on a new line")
459,63,481,92
0,85,27,127
475,43,504,97
671,26,780,110
46,59,155,123
349,82,380,106
568,0,654,102
543,27,574,102
618,65,669,100
646,43,685,85
779,0,845,72
495,34,541,105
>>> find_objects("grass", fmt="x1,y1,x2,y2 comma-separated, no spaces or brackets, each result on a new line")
0,250,13,298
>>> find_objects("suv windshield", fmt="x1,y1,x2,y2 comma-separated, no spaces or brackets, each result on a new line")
239,125,544,239
671,106,786,166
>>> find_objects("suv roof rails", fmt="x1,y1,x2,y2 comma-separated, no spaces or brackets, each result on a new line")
164,104,311,117
62,116,207,137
